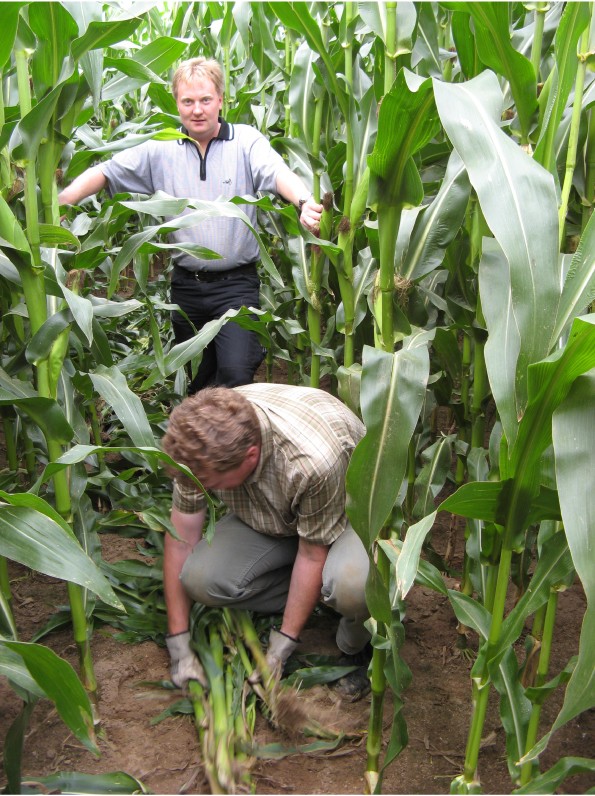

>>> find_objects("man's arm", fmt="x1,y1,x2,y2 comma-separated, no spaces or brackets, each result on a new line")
253,537,328,683
164,506,206,634
57,165,107,206
275,170,322,234
280,537,329,640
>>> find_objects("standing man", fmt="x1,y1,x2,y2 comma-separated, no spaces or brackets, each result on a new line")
58,57,322,393
161,383,372,700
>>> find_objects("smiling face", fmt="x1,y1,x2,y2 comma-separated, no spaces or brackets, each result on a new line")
175,77,223,147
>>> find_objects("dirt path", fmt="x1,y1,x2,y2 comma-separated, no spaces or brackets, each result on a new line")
1,534,593,795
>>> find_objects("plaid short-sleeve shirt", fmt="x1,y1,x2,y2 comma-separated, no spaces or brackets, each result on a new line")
172,384,365,546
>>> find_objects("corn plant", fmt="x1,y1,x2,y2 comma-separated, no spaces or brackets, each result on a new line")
343,3,595,793
2,2,594,794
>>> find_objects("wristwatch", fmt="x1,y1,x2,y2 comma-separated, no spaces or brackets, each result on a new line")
298,194,312,214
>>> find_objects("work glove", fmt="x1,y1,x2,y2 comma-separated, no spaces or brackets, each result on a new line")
249,628,298,685
166,631,207,689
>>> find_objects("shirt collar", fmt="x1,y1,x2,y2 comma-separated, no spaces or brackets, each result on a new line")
179,116,232,143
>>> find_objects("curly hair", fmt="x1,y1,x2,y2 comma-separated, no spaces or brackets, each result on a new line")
172,57,224,99
162,388,260,480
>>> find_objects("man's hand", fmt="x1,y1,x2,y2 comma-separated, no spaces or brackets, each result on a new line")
166,631,207,688
249,628,298,685
299,195,323,234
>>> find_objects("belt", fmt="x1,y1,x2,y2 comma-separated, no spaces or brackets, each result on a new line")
176,262,258,283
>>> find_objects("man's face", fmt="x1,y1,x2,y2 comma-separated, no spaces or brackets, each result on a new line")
175,77,223,145
197,445,259,492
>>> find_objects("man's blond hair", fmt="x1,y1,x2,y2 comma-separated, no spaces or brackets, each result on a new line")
162,387,260,481
172,57,224,98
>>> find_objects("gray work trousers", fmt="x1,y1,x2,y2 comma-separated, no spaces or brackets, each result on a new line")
180,514,370,655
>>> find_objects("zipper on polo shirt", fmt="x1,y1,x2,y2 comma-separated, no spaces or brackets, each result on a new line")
181,121,233,181
197,139,216,181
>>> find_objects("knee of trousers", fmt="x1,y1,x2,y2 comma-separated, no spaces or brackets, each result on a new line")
322,560,369,621
216,350,265,387
180,553,241,606
216,364,261,388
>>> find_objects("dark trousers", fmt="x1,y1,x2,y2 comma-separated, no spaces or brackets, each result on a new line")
170,265,265,394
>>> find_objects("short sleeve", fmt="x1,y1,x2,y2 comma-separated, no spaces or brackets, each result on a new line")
248,134,291,196
172,480,207,514
102,142,155,196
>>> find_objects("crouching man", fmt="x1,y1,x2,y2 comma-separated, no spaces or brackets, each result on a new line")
161,383,371,699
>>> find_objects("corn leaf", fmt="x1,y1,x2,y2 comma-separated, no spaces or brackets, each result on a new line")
368,69,439,208
534,2,591,171
346,340,430,550
553,370,595,604
10,79,70,163
0,496,123,610
101,36,188,102
379,538,448,596
491,647,532,782
288,43,321,153
0,490,77,539
28,2,78,93
414,3,442,79
394,512,437,600
3,699,35,795
440,478,561,528
447,590,491,640
33,445,217,543
534,371,595,745
139,309,236,389
358,2,416,56
365,562,392,624
111,193,284,295
268,1,348,117
251,735,348,759
507,316,595,498
0,645,45,697
26,308,71,362
89,365,156,448
552,210,595,345
60,282,94,346
450,9,478,80
21,771,150,795
351,87,379,188
0,389,73,445
0,3,21,72
514,757,595,794
435,71,560,434
103,56,167,85
141,306,302,390
5,641,98,754
479,240,521,445
490,531,575,663
89,296,143,318
285,665,358,689
71,16,145,62
524,659,576,706
402,152,471,281
412,436,454,520
445,3,537,140
0,196,32,257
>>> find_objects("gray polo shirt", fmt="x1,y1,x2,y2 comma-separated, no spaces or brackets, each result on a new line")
101,119,290,271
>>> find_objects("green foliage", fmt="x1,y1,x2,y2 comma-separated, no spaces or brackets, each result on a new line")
0,2,593,793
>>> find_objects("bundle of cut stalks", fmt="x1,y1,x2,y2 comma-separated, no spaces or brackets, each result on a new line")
187,608,349,794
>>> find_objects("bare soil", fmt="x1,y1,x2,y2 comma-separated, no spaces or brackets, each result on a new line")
1,527,593,796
